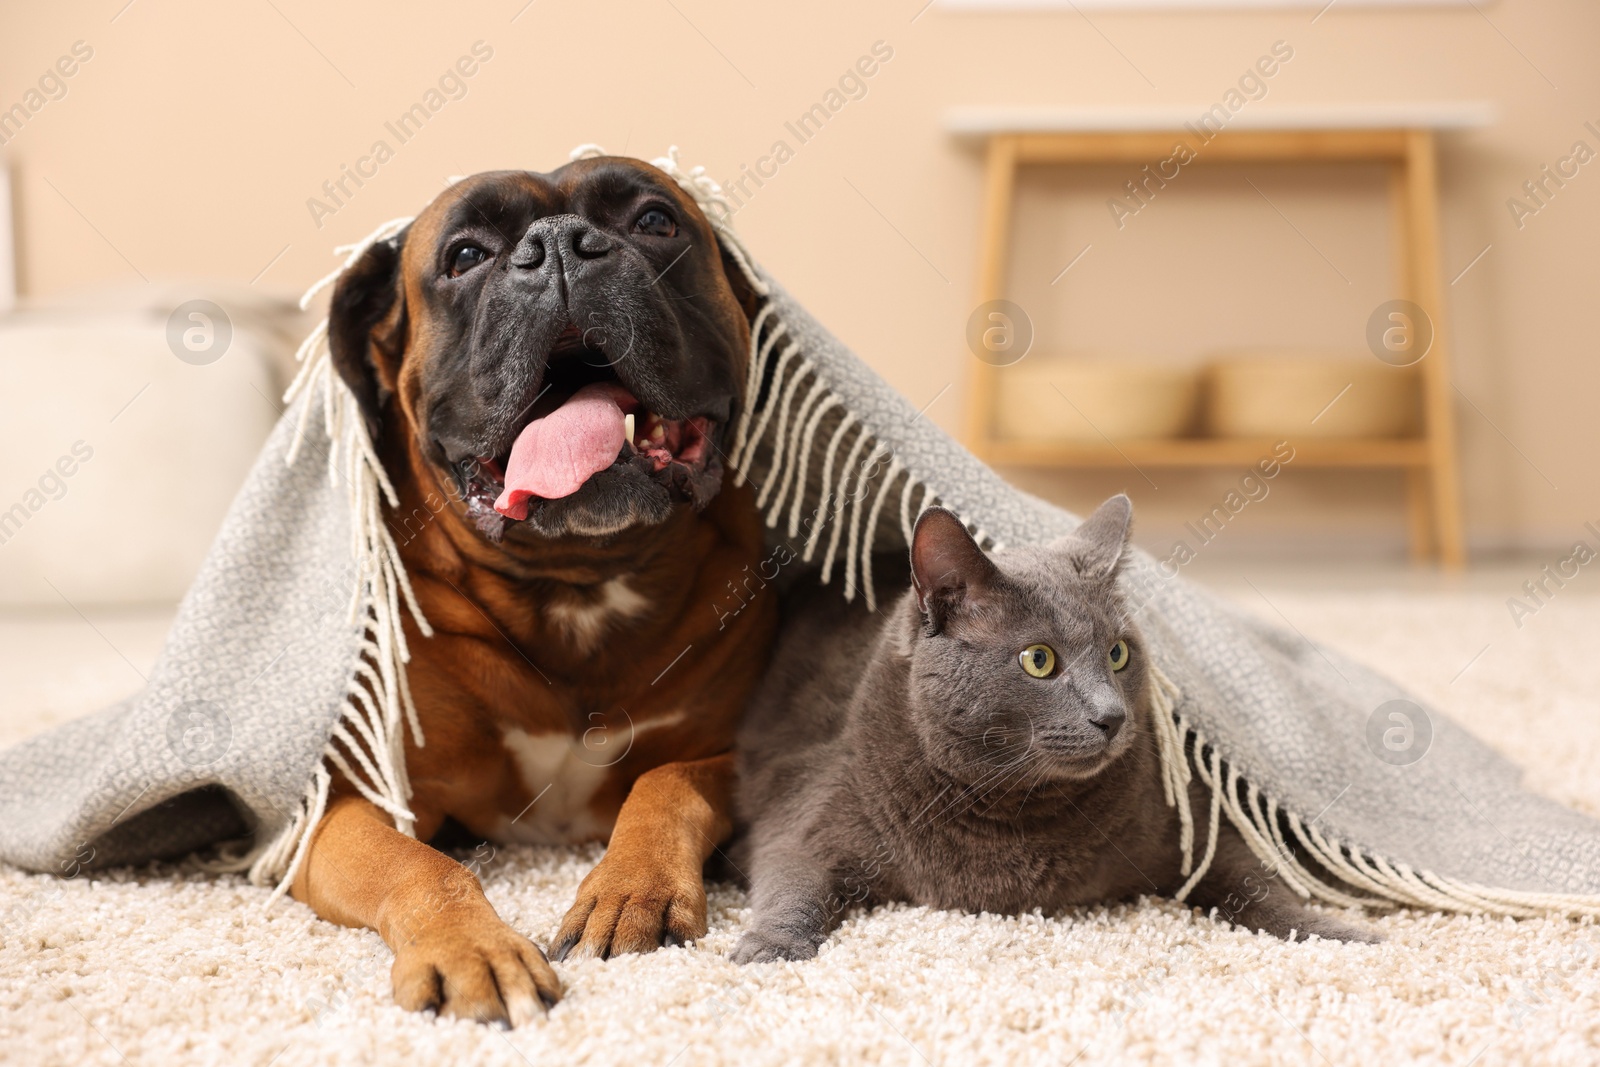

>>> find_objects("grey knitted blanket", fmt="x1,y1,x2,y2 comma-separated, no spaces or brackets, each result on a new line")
2,149,1598,921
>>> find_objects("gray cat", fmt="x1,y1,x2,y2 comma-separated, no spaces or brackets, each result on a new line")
732,494,1376,964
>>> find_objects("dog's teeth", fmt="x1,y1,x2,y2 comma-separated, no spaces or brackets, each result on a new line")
624,413,635,445
648,418,666,444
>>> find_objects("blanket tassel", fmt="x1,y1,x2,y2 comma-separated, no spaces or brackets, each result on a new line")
1147,665,1600,920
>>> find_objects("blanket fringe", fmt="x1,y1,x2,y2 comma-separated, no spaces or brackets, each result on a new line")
231,216,434,903
725,295,995,613
1146,665,1600,918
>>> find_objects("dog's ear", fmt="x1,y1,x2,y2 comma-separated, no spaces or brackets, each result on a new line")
718,241,761,321
326,232,408,440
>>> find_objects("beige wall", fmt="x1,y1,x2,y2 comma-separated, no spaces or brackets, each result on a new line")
3,0,1595,559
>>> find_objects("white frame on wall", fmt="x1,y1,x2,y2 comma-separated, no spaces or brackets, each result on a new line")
0,162,14,316
938,1,1477,9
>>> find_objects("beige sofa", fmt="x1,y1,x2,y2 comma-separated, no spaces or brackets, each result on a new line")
0,282,308,606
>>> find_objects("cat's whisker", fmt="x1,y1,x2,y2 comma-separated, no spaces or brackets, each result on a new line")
1014,754,1057,816
933,741,1054,824
987,749,1067,817
1008,776,1056,822
975,756,1049,817
930,754,1033,826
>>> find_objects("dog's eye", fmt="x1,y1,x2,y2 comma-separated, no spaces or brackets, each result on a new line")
1108,640,1130,672
450,245,488,276
634,208,677,237
1020,644,1056,679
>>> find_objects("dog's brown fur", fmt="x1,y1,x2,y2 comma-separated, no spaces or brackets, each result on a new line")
290,161,777,1025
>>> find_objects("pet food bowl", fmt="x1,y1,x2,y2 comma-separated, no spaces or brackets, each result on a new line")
994,356,1199,443
1203,351,1421,439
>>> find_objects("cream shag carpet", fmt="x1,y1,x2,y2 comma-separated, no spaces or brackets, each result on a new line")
3,575,1600,1067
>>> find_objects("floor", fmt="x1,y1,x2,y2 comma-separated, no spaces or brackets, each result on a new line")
2,561,1599,1066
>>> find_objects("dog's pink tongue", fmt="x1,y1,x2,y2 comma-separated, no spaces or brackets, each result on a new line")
494,382,634,520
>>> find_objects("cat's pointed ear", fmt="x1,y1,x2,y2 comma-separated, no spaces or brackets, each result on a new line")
910,507,997,633
1063,493,1133,579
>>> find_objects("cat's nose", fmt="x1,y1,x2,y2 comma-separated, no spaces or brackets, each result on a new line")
1089,706,1125,741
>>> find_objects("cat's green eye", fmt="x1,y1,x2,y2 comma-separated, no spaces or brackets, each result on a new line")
1020,644,1056,678
1108,639,1130,672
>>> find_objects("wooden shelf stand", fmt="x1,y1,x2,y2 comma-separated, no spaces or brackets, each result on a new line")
958,117,1474,567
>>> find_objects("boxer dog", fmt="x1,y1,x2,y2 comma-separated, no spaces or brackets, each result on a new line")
291,158,777,1026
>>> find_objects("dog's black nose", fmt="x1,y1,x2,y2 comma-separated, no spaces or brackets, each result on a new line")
509,230,544,270
570,225,613,260
512,239,545,269
1090,706,1125,741
510,214,614,272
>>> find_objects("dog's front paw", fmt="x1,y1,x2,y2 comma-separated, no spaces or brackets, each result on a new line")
390,909,561,1026
731,928,818,965
551,850,707,961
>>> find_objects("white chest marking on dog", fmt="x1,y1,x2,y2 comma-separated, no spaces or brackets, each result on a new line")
545,577,651,654
494,711,688,845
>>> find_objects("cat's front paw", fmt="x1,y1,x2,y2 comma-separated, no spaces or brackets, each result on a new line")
1215,898,1385,945
731,929,818,964
1285,914,1384,945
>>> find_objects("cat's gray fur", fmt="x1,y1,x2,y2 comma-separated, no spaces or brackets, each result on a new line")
732,495,1377,964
